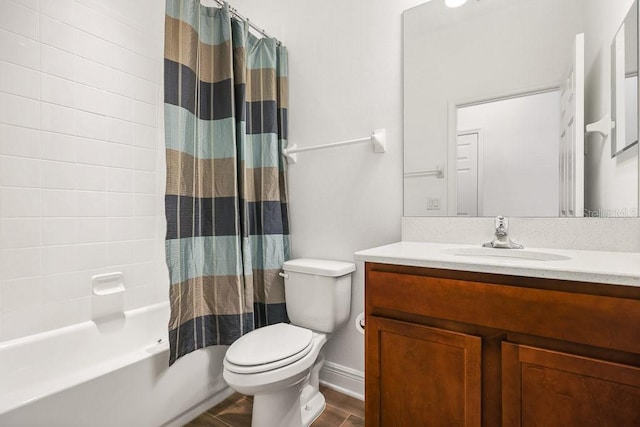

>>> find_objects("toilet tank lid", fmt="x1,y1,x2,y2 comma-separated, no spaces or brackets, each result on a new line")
283,258,356,277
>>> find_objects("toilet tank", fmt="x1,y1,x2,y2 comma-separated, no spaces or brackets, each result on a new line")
282,259,355,333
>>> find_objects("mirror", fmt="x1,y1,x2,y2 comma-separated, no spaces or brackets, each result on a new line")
404,0,639,218
611,0,638,158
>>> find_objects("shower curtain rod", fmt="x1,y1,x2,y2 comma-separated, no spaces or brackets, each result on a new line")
212,0,280,45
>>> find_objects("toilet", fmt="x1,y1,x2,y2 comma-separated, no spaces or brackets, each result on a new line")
223,258,355,427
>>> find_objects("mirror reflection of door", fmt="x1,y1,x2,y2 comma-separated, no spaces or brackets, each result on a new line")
456,131,482,216
560,33,584,217
612,0,639,157
456,91,561,217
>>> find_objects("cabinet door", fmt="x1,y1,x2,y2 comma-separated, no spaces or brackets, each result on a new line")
503,342,640,426
366,316,482,427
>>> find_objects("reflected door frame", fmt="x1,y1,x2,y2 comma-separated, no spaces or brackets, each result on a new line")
456,129,484,217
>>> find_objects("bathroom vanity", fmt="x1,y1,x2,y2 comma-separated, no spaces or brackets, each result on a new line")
356,242,640,427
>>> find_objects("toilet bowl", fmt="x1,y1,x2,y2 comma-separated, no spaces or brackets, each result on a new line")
222,259,355,427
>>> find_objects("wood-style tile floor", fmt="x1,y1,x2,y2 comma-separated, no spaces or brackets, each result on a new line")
185,385,364,427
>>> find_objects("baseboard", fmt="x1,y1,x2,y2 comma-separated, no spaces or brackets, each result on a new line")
162,386,235,427
319,361,364,401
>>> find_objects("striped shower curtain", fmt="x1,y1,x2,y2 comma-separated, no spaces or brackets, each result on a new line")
164,0,290,364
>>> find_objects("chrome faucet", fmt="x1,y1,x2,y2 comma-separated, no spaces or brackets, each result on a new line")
483,216,523,249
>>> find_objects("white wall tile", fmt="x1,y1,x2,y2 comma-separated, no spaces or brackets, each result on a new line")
41,160,76,190
132,123,156,149
133,100,157,127
76,217,107,243
107,68,156,104
108,241,134,266
40,103,75,135
74,56,106,89
40,0,74,24
42,296,91,332
76,137,108,166
132,34,158,63
134,239,155,263
0,155,41,187
76,243,107,270
41,74,75,108
41,218,77,246
0,91,40,129
74,2,112,41
134,217,156,240
75,164,106,191
0,60,40,99
133,147,156,172
41,245,77,275
75,28,109,64
42,270,90,303
0,218,41,249
0,187,40,217
0,247,41,280
76,191,107,217
107,217,134,242
42,189,76,217
2,306,42,341
107,167,134,192
107,192,134,217
123,285,153,311
104,91,134,121
76,110,107,140
107,118,133,145
0,28,40,70
134,170,156,194
129,53,156,82
0,0,166,342
75,83,107,115
41,45,75,80
134,194,156,217
127,262,150,288
0,0,39,40
0,277,42,313
103,41,133,72
40,14,78,53
41,131,76,162
0,124,41,158
11,0,39,11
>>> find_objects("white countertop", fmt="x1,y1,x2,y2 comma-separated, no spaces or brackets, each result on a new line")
354,242,640,287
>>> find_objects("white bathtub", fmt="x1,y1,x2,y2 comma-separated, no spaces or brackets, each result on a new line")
0,302,232,427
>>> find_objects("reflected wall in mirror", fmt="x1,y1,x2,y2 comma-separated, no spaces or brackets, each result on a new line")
611,0,638,157
404,0,640,218
456,91,560,217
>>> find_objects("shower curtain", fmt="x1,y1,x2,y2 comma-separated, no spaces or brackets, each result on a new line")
164,0,290,364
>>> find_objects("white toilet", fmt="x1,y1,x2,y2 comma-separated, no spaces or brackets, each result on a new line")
223,258,355,427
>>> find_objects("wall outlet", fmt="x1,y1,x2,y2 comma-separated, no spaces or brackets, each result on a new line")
427,198,440,210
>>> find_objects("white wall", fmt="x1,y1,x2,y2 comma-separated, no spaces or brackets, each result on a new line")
403,0,585,216
584,0,639,217
457,91,560,217
0,0,167,342
228,0,425,397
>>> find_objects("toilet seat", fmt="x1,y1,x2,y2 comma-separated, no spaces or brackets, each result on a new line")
224,323,314,374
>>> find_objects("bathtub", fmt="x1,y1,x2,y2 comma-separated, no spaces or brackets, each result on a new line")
0,302,232,427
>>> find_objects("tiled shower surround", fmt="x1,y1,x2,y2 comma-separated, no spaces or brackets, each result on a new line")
0,0,166,341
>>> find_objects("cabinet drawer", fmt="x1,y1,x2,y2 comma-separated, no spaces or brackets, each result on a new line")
366,269,640,354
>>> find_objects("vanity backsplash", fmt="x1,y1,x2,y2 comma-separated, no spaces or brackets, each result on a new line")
402,217,640,253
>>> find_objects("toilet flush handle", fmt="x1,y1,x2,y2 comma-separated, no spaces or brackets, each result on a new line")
278,271,289,279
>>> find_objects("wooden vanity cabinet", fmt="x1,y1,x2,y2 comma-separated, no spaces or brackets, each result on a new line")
364,262,640,427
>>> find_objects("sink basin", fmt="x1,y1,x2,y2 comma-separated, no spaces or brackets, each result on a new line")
443,247,571,262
